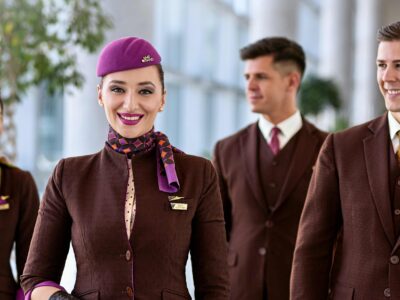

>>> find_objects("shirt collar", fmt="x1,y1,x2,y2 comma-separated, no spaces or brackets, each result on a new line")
388,111,400,141
258,111,303,141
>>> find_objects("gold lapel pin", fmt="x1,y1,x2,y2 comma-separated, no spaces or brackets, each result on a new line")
168,195,185,202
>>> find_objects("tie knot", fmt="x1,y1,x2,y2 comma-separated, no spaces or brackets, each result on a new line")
271,126,280,137
397,130,400,139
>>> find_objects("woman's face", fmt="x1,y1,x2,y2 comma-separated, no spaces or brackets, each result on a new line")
97,65,165,138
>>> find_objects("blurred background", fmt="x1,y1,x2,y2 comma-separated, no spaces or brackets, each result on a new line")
3,0,400,295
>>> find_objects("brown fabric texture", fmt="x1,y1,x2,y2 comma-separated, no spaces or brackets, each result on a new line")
213,119,327,300
290,113,400,300
21,146,229,300
0,164,39,300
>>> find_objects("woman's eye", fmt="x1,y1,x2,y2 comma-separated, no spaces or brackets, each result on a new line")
139,89,153,95
110,86,125,93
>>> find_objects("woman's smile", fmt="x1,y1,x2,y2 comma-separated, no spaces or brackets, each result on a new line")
117,112,144,125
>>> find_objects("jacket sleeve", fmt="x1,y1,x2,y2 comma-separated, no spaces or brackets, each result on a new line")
290,133,342,300
21,160,72,293
190,160,230,300
212,141,232,241
15,171,40,281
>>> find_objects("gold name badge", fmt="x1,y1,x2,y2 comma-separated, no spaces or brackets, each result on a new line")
0,203,10,210
170,203,188,211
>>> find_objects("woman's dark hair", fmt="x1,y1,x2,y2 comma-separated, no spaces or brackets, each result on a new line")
240,37,306,78
377,21,400,42
99,64,165,93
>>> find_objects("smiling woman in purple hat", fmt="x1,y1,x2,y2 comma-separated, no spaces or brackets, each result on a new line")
20,37,229,300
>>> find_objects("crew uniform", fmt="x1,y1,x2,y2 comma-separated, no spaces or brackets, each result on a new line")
0,158,39,300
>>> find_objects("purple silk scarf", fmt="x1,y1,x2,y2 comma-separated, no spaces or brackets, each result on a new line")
107,126,182,193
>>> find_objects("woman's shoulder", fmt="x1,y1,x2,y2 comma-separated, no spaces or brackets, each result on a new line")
174,152,214,173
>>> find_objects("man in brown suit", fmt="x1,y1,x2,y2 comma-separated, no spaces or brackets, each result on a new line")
290,21,400,300
213,37,327,300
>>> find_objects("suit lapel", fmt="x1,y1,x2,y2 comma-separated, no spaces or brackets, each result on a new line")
273,121,318,212
240,123,269,214
364,114,395,246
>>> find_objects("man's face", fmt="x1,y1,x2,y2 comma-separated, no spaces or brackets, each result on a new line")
243,55,295,122
377,40,400,114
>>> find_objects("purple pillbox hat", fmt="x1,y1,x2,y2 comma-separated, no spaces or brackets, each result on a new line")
96,37,161,77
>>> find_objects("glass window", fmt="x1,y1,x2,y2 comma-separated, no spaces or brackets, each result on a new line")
35,84,63,190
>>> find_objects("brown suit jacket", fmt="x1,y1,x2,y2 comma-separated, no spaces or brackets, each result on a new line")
290,113,400,300
21,145,229,300
0,163,39,300
213,119,327,300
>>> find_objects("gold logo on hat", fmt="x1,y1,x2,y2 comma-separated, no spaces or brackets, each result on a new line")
142,55,154,63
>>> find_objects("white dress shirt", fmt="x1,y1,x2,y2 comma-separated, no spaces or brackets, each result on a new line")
258,111,303,150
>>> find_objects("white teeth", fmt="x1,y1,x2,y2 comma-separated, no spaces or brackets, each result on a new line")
387,89,400,95
121,115,140,121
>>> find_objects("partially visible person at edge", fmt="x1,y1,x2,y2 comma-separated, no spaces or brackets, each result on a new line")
20,37,229,300
0,98,40,300
290,20,400,299
213,37,327,300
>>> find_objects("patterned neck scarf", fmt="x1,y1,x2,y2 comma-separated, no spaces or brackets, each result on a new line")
107,126,182,193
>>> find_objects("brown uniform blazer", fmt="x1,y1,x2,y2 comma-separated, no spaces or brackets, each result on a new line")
290,114,400,300
21,145,229,300
0,163,39,300
213,119,327,300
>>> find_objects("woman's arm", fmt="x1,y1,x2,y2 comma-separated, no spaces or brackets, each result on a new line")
190,160,230,300
21,160,72,295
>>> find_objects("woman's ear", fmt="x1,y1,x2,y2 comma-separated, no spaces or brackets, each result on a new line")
97,85,103,106
160,90,167,111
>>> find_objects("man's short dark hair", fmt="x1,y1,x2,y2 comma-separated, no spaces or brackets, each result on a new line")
377,21,400,42
240,37,306,77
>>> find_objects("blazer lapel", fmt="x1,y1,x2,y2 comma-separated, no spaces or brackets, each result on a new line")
240,123,269,214
364,114,395,246
273,121,318,212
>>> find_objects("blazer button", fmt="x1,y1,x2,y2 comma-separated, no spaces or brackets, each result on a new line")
258,247,267,256
126,286,134,297
384,288,391,297
390,255,399,264
125,250,131,261
265,220,274,228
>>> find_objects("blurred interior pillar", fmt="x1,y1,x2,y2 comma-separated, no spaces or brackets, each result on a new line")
248,0,300,41
350,0,382,125
318,0,354,121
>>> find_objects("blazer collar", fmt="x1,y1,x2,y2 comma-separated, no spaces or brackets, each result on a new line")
364,113,395,246
240,123,269,214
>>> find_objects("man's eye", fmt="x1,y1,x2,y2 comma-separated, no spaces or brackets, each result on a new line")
377,63,387,69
